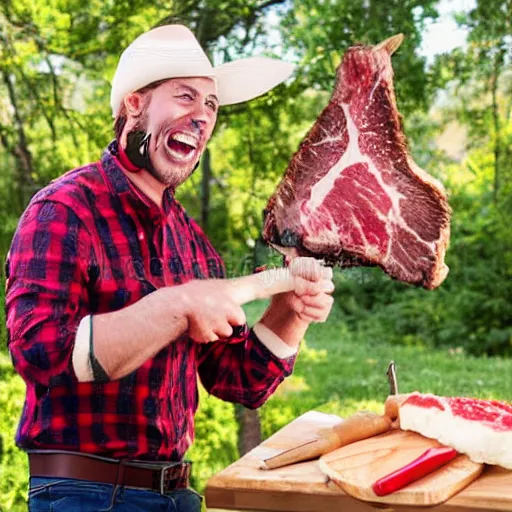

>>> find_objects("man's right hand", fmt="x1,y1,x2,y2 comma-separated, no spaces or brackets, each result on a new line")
176,258,334,343
179,280,247,343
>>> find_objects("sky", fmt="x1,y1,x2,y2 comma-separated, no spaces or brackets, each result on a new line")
260,0,477,65
418,0,476,64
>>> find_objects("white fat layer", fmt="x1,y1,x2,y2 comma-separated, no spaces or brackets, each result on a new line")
400,403,512,469
302,103,435,259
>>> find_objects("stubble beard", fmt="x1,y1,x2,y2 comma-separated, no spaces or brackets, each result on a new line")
148,156,198,189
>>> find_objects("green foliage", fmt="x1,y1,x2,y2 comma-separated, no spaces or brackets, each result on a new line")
1,0,512,508
280,0,439,113
186,389,239,491
0,353,29,512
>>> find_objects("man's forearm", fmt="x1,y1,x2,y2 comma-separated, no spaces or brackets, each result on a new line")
259,296,309,349
73,287,187,381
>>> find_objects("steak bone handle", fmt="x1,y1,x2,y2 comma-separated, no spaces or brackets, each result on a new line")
227,267,296,305
228,258,331,305
166,268,298,336
261,412,392,470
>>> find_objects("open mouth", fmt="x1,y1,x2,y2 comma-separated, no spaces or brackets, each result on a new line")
166,132,198,161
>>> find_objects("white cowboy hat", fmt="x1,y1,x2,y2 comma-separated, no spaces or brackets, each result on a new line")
110,24,295,117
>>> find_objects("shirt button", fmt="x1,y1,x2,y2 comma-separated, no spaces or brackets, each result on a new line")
138,231,145,241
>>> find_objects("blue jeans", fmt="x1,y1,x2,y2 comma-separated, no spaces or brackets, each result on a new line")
28,477,202,511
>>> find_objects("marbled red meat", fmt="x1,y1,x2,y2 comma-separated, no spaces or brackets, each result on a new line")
263,35,451,289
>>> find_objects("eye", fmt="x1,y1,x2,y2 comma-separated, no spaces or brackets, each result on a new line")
206,100,218,112
179,93,194,101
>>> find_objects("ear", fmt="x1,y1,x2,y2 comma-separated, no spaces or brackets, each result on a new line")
124,92,146,118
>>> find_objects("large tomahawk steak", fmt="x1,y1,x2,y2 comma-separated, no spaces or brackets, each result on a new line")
263,35,451,289
400,392,512,469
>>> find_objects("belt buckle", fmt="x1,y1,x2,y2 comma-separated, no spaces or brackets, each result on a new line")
159,462,181,495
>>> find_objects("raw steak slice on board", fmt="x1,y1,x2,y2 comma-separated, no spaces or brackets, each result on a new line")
263,35,451,289
400,392,512,469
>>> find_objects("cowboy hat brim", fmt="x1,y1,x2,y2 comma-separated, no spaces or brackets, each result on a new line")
213,57,295,106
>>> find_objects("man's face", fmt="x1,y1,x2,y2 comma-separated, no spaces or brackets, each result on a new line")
136,77,219,188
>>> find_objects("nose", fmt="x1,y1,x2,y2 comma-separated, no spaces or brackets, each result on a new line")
190,112,212,137
191,119,202,133
190,100,210,125
189,99,217,137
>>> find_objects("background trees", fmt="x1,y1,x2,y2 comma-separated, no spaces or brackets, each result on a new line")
1,0,511,509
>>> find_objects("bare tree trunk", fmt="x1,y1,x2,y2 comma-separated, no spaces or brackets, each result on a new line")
2,70,35,190
235,405,262,456
233,210,271,456
490,48,505,204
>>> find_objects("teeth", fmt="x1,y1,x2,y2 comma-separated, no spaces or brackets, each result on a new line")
170,132,198,149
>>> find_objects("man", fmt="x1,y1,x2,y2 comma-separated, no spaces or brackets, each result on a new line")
5,25,334,511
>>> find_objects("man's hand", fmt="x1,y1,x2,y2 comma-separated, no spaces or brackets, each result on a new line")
285,257,335,323
179,280,247,343
257,257,335,350
174,258,334,345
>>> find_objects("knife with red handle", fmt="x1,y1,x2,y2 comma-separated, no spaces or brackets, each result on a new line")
372,446,459,496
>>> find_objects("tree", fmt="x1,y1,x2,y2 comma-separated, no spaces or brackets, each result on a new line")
280,0,440,113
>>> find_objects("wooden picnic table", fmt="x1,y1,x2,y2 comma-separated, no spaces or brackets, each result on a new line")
205,410,512,512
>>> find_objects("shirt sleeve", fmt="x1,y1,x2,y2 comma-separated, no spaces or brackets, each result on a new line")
197,325,298,409
5,200,91,388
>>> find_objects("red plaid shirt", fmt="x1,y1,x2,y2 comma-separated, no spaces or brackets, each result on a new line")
5,141,296,461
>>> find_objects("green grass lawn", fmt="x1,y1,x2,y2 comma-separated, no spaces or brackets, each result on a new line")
192,299,512,494
247,301,512,439
1,301,511,510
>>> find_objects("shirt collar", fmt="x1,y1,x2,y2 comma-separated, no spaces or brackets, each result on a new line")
101,140,176,218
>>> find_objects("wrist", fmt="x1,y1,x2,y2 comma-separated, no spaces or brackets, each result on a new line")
163,283,191,318
260,296,309,347
269,294,311,326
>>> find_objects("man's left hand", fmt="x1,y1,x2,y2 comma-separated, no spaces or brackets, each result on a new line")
284,257,335,324
257,257,335,350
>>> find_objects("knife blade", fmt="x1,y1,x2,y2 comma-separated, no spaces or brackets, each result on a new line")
386,361,399,395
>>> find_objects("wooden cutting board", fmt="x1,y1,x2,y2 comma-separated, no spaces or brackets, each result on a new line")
206,411,512,511
319,428,484,507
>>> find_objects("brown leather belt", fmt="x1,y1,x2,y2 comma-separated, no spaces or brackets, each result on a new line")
29,451,191,494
